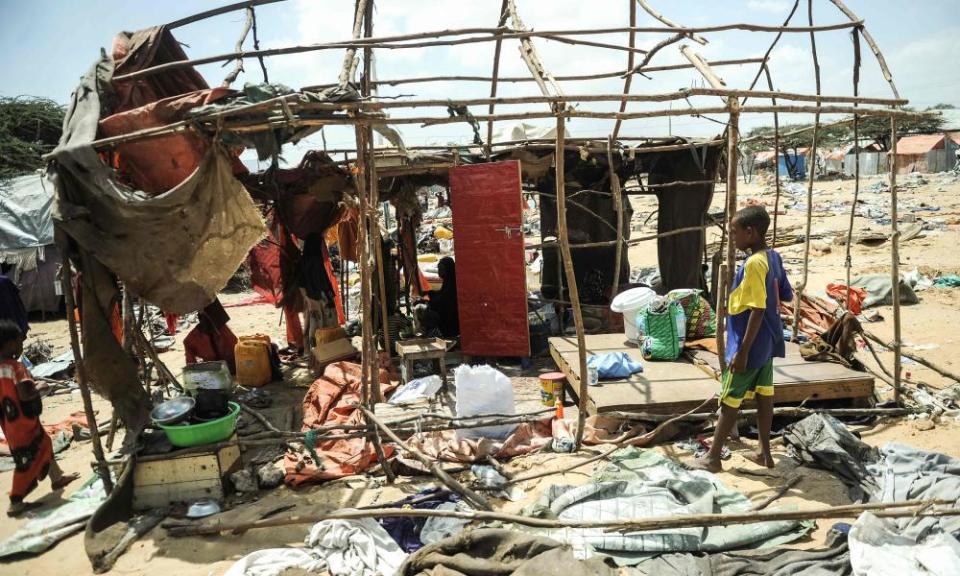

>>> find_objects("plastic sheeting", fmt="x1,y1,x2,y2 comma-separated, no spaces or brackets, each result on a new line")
522,448,810,562
0,475,106,558
0,172,54,251
284,362,396,485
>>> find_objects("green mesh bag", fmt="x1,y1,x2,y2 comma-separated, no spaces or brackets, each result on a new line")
638,299,685,361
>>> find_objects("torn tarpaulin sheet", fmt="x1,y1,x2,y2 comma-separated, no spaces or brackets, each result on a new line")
850,511,960,576
284,362,396,486
0,475,107,558
401,419,554,466
398,528,621,576
520,448,811,563
51,52,266,315
850,274,919,308
639,527,853,576
784,414,960,573
782,413,880,502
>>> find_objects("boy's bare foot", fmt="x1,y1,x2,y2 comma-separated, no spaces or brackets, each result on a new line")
743,451,775,469
51,472,80,491
684,456,723,473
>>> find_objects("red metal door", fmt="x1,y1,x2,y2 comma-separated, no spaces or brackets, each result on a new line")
449,161,530,357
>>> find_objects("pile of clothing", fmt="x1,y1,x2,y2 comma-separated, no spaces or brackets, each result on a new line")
783,413,960,575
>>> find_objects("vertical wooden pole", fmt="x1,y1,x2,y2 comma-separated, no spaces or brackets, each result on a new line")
354,125,395,483
715,97,740,373
59,252,114,493
361,0,389,403
764,65,783,247
845,29,862,309
607,136,624,302
484,0,510,158
555,115,589,448
792,0,822,342
889,117,901,404
610,0,637,142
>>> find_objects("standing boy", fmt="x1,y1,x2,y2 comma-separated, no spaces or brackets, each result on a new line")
689,205,793,472
0,320,79,516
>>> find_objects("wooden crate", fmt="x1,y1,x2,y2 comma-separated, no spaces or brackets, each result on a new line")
133,435,241,510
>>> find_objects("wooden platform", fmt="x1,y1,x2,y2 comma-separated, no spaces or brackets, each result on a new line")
549,334,874,414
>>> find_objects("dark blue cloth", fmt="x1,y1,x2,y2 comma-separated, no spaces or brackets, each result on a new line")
377,488,459,553
726,250,793,370
0,275,28,334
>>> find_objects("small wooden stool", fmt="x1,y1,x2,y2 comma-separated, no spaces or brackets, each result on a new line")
395,337,449,389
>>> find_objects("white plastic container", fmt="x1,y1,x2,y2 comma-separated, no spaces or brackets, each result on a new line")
454,364,516,441
610,287,657,343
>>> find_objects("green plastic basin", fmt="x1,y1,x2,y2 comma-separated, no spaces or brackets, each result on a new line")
159,401,240,447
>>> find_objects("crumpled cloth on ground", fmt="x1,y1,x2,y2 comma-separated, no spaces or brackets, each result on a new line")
378,488,460,553
849,274,919,308
826,283,868,315
402,419,554,465
849,512,960,576
520,448,810,563
783,414,960,573
224,517,406,576
587,352,643,379
284,362,396,485
307,517,407,576
398,528,622,576
639,526,852,576
799,313,863,368
782,413,880,502
0,475,106,558
223,548,325,576
933,274,960,288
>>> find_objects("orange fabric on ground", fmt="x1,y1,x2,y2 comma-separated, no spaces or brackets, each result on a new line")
826,283,867,315
284,362,396,486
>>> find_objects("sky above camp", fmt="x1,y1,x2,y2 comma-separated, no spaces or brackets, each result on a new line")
1,0,958,161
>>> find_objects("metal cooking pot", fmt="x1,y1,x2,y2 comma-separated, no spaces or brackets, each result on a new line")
150,396,196,426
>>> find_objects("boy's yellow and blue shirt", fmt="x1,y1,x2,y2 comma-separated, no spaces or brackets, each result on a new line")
725,249,793,369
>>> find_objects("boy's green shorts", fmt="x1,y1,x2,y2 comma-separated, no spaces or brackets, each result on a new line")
719,359,774,408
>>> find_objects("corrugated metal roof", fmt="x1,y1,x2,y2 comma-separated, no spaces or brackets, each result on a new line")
893,134,946,155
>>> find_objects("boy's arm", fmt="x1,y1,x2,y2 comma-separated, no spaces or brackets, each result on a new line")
731,308,765,373
779,262,794,303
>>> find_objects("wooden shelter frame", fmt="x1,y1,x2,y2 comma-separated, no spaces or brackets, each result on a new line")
55,0,946,509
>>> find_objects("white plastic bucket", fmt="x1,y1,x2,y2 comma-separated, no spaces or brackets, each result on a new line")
610,287,657,343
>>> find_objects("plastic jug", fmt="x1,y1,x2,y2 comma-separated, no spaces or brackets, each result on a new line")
235,335,272,388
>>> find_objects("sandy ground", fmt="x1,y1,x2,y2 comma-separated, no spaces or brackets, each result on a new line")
3,173,960,575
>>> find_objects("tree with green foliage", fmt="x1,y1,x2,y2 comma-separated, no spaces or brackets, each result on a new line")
0,96,65,181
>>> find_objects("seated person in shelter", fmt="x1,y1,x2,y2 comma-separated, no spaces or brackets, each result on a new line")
415,256,459,339
184,299,239,373
0,320,79,517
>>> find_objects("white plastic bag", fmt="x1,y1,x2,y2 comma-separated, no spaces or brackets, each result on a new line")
388,375,443,405
454,364,516,440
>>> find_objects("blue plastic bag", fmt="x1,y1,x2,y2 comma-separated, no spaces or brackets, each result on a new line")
586,352,644,379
